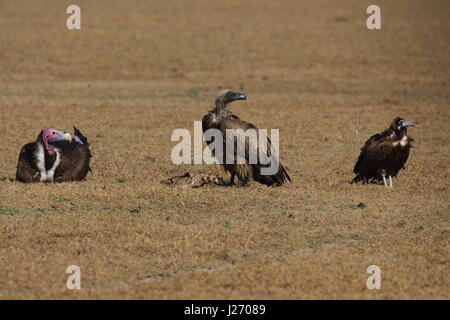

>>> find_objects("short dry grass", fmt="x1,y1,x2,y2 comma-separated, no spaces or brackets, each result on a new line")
0,0,448,299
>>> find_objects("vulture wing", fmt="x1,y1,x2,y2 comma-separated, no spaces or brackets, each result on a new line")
53,128,92,182
218,115,291,186
54,144,92,182
72,127,90,146
255,133,291,186
202,112,216,132
202,112,222,159
16,143,40,183
217,113,254,164
353,133,395,177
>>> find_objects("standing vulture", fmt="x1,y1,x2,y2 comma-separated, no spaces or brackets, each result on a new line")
16,127,92,183
202,90,291,186
352,117,414,187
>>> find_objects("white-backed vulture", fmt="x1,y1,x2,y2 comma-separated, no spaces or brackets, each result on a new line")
202,90,291,187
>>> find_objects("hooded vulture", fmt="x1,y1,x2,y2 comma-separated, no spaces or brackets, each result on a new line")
352,117,414,187
202,90,291,187
16,127,92,183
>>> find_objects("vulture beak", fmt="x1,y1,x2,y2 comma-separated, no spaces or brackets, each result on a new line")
235,93,246,101
48,130,72,143
401,120,415,127
63,132,73,141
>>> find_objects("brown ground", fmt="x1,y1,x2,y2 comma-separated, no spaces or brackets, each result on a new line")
0,0,449,299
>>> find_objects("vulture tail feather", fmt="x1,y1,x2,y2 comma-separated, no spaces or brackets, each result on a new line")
255,164,291,186
73,126,90,146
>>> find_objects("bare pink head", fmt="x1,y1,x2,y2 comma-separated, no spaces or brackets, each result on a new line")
40,128,72,151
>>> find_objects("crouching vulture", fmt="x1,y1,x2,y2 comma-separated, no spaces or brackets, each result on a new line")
352,117,414,187
202,90,291,187
16,127,92,183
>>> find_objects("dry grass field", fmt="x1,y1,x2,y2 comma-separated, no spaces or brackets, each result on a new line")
0,0,449,299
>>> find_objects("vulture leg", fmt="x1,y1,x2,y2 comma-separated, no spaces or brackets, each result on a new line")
389,176,393,188
382,175,389,188
228,173,236,186
237,179,248,187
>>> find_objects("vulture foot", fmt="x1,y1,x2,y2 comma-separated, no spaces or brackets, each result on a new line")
237,180,249,187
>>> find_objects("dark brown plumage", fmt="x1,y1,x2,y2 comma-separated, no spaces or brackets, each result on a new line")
16,127,92,183
202,90,291,187
352,117,414,187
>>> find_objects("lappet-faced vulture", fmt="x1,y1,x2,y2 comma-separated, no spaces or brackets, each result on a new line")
16,127,92,183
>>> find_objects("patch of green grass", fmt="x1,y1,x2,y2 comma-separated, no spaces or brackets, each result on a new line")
304,235,327,248
169,202,180,208
0,207,21,217
57,197,70,202
32,207,47,218
103,207,113,213
335,204,363,211
224,219,232,229
187,89,199,98
178,264,194,271
113,178,126,183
